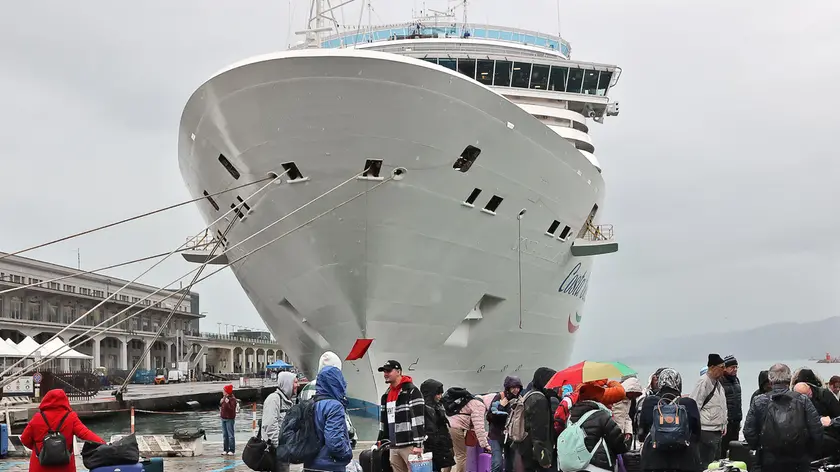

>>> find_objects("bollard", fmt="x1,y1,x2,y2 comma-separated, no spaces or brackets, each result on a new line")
130,406,135,434
251,402,257,436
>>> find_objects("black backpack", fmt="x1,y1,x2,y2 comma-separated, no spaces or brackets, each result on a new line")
37,411,72,466
760,391,807,454
276,398,323,464
441,387,476,417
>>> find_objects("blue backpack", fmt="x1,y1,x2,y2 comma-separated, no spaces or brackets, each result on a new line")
650,396,690,450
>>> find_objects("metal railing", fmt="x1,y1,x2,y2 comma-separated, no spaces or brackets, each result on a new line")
581,224,615,241
190,332,279,345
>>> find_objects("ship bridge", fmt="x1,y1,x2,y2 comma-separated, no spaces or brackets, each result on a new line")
317,23,620,171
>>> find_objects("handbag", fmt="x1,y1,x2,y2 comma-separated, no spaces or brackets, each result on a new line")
242,420,276,471
408,452,433,472
465,429,478,447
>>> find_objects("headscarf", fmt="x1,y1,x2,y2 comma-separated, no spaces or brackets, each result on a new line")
657,368,682,393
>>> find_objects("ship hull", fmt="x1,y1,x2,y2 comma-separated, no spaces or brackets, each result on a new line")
178,49,604,408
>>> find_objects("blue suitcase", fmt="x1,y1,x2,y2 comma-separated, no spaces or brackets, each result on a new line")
90,464,145,472
142,457,164,472
0,424,7,457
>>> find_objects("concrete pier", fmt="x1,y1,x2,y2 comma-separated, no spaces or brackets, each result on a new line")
0,440,375,471
2,380,274,425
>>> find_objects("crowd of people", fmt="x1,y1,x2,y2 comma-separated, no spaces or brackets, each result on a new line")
242,352,840,472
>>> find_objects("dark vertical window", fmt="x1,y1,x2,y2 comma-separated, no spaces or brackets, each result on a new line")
548,66,567,92
457,59,476,79
597,71,613,96
530,64,550,90
494,61,512,86
567,68,584,93
582,70,599,95
511,62,532,88
476,60,494,85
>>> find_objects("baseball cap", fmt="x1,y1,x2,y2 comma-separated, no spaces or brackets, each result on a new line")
377,360,402,372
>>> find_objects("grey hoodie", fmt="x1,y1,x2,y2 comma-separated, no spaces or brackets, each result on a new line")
261,371,296,447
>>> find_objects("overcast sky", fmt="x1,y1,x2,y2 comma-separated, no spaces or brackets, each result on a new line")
1,1,838,357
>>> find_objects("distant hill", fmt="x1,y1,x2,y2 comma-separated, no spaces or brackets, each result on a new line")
615,316,840,363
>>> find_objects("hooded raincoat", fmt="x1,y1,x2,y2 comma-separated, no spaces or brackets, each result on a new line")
299,351,358,445
306,366,353,472
612,377,643,436
261,371,296,447
20,389,104,472
421,379,456,471
516,367,557,471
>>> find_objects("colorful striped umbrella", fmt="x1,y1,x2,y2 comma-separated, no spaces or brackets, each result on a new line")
545,360,636,389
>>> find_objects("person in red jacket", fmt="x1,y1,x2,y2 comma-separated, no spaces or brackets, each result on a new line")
21,389,105,472
220,384,239,455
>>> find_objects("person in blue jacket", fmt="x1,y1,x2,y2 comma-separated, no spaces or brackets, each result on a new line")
306,365,353,472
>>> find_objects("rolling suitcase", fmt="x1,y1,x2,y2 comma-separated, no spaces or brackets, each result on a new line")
620,451,642,472
89,464,145,472
360,443,392,472
141,457,164,472
727,440,756,471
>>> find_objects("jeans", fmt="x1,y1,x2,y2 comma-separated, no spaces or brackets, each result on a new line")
699,430,723,467
489,440,503,472
222,419,236,453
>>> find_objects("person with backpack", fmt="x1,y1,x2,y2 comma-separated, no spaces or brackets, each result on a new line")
299,351,358,447
487,376,522,472
261,371,297,472
20,388,105,472
446,387,490,472
743,363,823,472
556,382,627,472
377,360,425,472
510,367,556,472
687,353,728,467
637,368,702,472
421,379,456,472
305,365,353,472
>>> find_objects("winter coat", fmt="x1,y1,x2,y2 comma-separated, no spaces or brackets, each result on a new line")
307,366,353,472
720,373,743,424
448,398,490,449
637,387,702,472
516,367,556,471
261,371,295,447
299,352,358,446
421,380,456,471
743,384,823,471
750,370,770,408
566,400,628,471
20,389,104,472
220,394,238,419
553,391,578,434
378,375,425,448
688,375,727,431
487,376,522,441
586,379,626,407
613,377,643,436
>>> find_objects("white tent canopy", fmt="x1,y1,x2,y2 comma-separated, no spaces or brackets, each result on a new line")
0,339,24,357
16,336,41,357
36,338,92,360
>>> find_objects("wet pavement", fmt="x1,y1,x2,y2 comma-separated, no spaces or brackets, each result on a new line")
0,440,373,471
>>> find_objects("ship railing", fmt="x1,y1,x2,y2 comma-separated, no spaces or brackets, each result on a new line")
185,230,218,251
581,223,614,242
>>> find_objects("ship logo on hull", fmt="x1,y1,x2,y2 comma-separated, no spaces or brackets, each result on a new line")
558,262,589,301
567,312,583,333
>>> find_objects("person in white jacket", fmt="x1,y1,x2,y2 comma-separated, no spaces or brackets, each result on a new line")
612,376,643,448
689,353,728,467
298,351,358,446
261,371,297,472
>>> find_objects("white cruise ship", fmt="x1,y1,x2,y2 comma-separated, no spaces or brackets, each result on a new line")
178,0,621,414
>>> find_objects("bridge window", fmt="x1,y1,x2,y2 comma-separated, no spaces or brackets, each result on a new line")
422,57,437,64
494,61,512,86
597,71,613,96
439,59,456,71
457,59,476,80
567,68,584,93
530,64,550,90
476,60,494,85
549,66,568,91
511,62,531,88
583,70,599,95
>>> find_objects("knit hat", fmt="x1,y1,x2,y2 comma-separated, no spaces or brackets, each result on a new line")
707,353,725,367
724,355,738,367
223,384,234,395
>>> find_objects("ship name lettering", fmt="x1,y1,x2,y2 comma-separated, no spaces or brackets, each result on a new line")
558,262,589,301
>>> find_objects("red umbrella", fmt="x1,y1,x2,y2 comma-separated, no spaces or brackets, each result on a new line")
545,360,636,390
